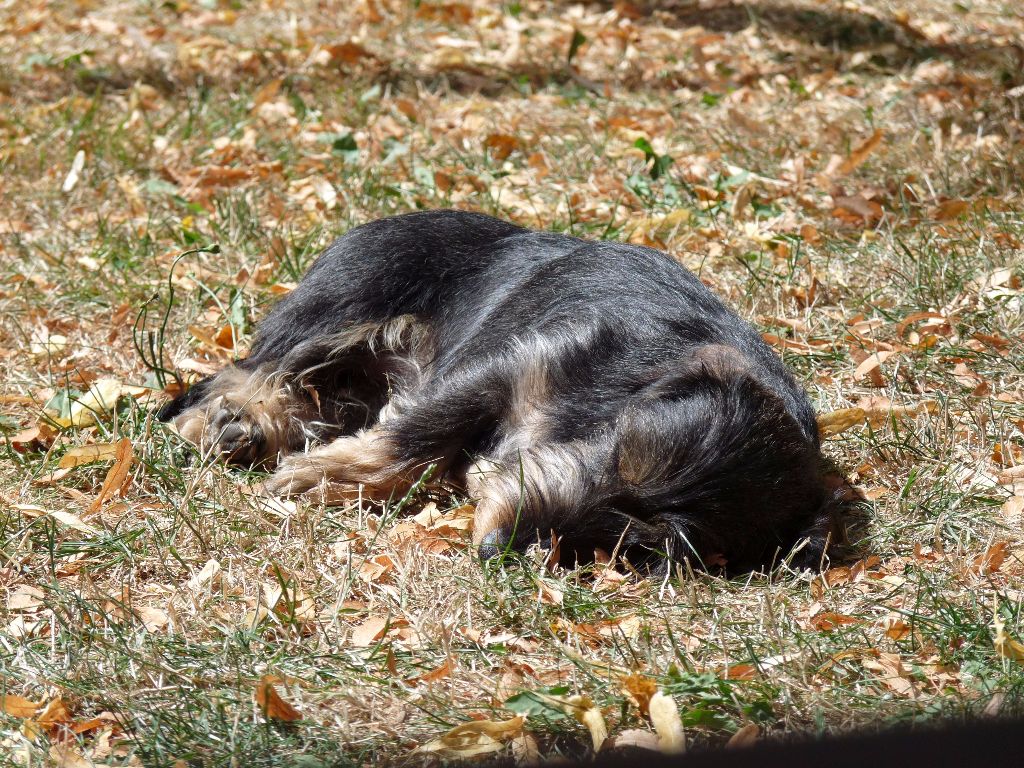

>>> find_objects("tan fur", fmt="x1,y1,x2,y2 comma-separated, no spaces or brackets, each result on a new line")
172,366,317,465
264,427,421,499
467,443,597,547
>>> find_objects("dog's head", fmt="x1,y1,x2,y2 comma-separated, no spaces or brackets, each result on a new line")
478,345,833,573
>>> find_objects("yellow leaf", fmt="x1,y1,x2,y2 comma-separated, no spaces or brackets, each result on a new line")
648,692,685,754
993,612,1024,663
58,442,122,468
0,694,40,718
49,378,125,428
817,407,866,437
254,676,302,722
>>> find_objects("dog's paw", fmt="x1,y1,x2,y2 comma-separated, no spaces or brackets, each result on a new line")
206,407,267,467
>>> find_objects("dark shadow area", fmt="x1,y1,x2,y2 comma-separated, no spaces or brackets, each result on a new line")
570,0,1024,74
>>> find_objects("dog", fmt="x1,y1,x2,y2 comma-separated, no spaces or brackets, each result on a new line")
158,210,837,572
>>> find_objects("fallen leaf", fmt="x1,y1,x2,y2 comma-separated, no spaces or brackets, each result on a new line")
417,717,524,758
254,675,302,722
818,407,866,437
188,558,221,590
973,541,1009,575
0,695,40,718
993,612,1024,663
58,442,123,469
84,436,133,513
351,615,389,647
932,199,970,220
853,351,898,381
837,129,884,176
62,149,85,193
7,584,44,611
810,612,860,632
405,659,453,685
48,509,98,534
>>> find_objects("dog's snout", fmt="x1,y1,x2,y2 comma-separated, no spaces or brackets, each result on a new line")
477,527,512,560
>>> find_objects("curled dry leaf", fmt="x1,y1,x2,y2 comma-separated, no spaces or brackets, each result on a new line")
89,437,134,513
416,716,525,758
620,673,658,716
648,692,685,754
818,407,866,438
254,675,302,722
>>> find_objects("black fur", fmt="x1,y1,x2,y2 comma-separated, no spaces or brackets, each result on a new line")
159,210,837,573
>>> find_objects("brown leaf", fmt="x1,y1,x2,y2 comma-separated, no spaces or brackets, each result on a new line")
405,659,453,685
837,129,884,176
932,199,970,221
725,663,757,680
188,165,253,188
484,134,519,161
89,437,134,513
325,41,373,66
810,612,859,632
254,676,302,722
972,541,1009,575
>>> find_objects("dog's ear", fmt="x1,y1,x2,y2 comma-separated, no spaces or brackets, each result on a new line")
615,345,777,489
639,344,750,401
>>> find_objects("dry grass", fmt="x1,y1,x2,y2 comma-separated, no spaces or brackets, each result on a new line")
1,0,1023,764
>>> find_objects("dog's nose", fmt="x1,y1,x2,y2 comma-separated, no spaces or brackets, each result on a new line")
478,528,512,560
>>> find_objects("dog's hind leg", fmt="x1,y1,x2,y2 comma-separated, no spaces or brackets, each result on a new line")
264,360,510,500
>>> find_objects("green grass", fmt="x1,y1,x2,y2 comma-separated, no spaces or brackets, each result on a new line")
2,0,1024,764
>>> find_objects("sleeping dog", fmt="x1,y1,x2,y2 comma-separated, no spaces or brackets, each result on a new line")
158,210,837,572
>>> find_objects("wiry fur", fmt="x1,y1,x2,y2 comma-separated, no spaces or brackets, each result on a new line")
159,210,839,573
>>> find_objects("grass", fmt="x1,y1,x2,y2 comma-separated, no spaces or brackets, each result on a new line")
1,0,1024,764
